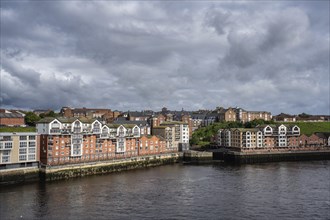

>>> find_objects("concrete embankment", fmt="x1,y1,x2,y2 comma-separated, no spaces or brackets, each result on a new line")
0,167,40,185
41,154,180,181
182,150,213,164
0,153,181,185
214,150,330,164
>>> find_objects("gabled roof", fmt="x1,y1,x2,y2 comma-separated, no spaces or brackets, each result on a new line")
191,113,206,119
256,124,277,129
106,124,121,129
128,111,152,117
113,120,149,126
0,113,24,118
37,117,97,124
232,128,259,132
160,121,187,125
106,124,137,129
153,126,169,129
314,132,330,139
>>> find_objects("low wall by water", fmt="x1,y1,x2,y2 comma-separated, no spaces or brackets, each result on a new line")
41,154,180,181
0,154,181,185
0,167,40,185
223,150,330,164
183,150,213,164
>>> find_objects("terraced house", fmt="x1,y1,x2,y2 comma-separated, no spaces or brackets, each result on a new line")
37,117,175,166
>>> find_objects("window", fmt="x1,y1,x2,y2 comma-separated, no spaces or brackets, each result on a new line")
19,155,27,161
133,127,139,136
29,136,36,140
28,148,36,154
3,150,10,156
19,148,27,154
20,136,27,141
29,142,36,148
2,136,12,141
93,122,101,133
119,127,125,137
73,121,82,133
20,142,27,148
29,154,36,160
5,142,12,149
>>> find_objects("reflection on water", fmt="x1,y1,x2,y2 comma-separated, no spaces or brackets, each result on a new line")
0,161,329,220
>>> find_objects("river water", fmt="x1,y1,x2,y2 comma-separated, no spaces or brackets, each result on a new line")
0,161,329,220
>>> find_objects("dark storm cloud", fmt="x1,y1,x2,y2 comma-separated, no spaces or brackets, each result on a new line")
0,1,329,114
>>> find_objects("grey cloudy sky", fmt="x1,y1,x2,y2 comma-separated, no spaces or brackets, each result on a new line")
0,0,329,115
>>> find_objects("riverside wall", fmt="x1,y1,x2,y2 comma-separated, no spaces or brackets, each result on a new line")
217,150,330,164
182,150,213,164
0,167,40,186
0,153,181,185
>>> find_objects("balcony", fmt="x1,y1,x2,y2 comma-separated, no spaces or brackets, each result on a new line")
50,129,61,134
61,129,71,134
100,134,109,139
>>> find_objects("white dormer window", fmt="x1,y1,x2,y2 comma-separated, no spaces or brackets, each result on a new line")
279,125,286,135
92,121,101,133
118,126,126,137
292,126,300,135
73,120,82,133
264,126,273,135
133,126,140,137
50,120,61,134
101,126,109,138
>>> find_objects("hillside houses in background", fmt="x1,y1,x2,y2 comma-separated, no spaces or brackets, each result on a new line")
273,113,330,122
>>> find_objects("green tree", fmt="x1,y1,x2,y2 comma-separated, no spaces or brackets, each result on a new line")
39,110,56,118
47,111,56,117
298,113,311,118
25,112,41,126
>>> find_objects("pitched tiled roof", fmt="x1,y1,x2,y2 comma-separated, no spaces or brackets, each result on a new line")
160,121,186,125
0,113,24,118
37,117,97,124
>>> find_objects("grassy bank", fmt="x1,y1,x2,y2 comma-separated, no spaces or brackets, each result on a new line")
282,122,330,136
0,127,36,133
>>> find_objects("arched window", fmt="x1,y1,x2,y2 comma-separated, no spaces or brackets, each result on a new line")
73,121,81,133
292,126,300,134
50,121,60,133
101,127,109,138
93,121,101,133
133,127,139,136
264,126,272,135
119,126,125,137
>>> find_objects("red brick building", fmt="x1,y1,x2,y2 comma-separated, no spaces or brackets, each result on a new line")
0,113,25,127
37,117,177,166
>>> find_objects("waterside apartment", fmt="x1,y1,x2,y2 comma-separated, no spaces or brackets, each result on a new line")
215,124,330,152
0,132,39,169
37,117,177,166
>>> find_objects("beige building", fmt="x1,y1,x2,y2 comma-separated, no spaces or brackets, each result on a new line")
152,121,190,151
0,132,39,169
217,107,272,123
230,128,264,149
